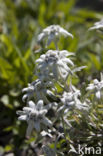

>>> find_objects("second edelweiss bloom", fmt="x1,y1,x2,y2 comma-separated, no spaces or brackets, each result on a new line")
36,50,74,82
86,73,103,99
16,100,52,136
59,91,89,113
58,84,89,113
37,25,73,47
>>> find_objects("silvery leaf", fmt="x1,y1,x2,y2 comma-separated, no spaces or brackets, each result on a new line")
73,66,86,73
26,120,34,137
34,121,40,132
47,33,55,46
42,117,52,127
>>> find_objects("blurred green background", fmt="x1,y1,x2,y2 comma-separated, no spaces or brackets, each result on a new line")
0,0,103,155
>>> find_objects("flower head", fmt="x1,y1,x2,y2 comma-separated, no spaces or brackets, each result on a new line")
86,74,103,99
58,85,89,113
60,90,81,111
17,100,52,136
36,50,74,82
22,79,56,103
37,25,73,47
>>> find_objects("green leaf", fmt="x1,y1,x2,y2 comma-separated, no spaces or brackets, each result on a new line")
0,34,13,55
89,53,101,70
4,145,13,152
24,48,31,60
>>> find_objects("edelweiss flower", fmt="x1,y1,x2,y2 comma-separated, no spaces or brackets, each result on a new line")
86,73,103,99
59,92,89,113
37,25,73,48
36,50,74,82
58,85,89,113
22,79,56,104
16,100,52,136
89,19,103,31
59,92,80,113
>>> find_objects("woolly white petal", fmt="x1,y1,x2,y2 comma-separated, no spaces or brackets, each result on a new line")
36,58,44,63
93,79,99,84
59,50,75,58
75,100,83,110
64,108,69,114
58,67,69,80
22,94,28,102
38,32,46,42
73,66,86,73
28,101,35,109
46,90,56,99
23,107,32,113
40,54,46,60
57,67,68,80
36,100,43,110
62,58,74,66
96,91,101,99
18,115,27,121
22,87,29,92
39,109,47,115
57,60,71,72
59,27,73,38
89,25,103,30
100,82,103,89
41,130,53,138
60,50,71,57
57,105,65,112
67,101,75,107
86,85,95,91
16,110,26,115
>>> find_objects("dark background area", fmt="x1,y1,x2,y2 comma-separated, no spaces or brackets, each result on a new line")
77,0,103,11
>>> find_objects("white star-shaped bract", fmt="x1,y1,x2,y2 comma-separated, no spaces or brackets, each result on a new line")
36,50,74,82
86,73,103,99
58,84,89,113
22,79,56,104
16,100,52,136
38,25,73,47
